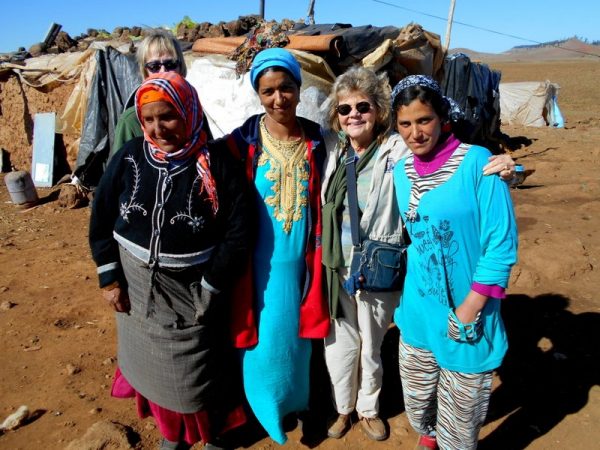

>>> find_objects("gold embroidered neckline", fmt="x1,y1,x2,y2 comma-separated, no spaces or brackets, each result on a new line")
259,117,309,233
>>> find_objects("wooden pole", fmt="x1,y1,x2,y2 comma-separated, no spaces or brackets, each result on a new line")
259,0,265,19
306,0,316,25
444,0,456,52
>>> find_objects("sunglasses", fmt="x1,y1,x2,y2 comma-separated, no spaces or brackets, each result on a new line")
144,59,179,73
336,101,372,116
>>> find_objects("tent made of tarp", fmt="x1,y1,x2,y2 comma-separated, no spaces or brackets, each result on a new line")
499,81,564,127
0,22,453,189
192,22,445,84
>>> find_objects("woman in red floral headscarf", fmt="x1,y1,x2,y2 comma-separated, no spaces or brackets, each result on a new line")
89,72,250,450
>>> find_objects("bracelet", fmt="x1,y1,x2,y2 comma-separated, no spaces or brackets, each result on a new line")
102,281,120,291
448,309,483,342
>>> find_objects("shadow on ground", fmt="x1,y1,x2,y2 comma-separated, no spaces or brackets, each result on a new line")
481,293,600,449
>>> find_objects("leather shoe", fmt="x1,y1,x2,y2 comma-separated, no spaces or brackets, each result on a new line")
359,416,387,441
327,413,351,439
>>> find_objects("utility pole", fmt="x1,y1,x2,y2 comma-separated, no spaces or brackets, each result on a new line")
306,0,316,25
259,0,265,19
444,0,456,52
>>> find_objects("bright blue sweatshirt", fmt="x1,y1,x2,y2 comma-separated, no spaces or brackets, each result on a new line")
393,145,518,373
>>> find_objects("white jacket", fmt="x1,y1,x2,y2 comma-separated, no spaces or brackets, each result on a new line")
322,131,410,246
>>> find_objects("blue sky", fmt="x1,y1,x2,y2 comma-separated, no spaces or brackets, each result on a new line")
1,0,598,54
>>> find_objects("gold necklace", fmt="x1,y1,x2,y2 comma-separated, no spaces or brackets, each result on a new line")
259,117,309,233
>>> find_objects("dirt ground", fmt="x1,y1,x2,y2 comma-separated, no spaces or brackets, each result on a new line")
0,57,599,450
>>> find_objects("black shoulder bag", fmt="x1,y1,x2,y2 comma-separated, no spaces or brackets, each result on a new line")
342,146,408,296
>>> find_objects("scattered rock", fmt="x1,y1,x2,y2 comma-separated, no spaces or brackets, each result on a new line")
0,405,29,431
65,363,81,375
119,28,131,40
55,31,78,52
23,345,42,352
89,407,102,415
0,300,16,310
65,420,134,450
58,183,89,209
537,337,553,352
28,43,47,57
53,318,71,329
207,23,226,38
112,27,124,38
102,357,116,366
0,286,9,293
7,15,301,59
49,240,69,249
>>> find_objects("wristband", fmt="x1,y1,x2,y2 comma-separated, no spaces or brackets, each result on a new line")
448,309,482,342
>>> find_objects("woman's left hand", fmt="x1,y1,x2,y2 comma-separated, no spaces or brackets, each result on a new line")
103,285,130,313
483,154,516,181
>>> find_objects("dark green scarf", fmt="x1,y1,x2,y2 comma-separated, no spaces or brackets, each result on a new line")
322,135,378,318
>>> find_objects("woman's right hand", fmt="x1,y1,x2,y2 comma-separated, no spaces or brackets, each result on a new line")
102,285,130,313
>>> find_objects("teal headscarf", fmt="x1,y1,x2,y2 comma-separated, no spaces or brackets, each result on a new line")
249,48,302,90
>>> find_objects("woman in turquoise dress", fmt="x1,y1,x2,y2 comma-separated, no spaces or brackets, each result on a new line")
214,48,330,444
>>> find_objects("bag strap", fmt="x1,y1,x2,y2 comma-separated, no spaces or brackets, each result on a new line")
344,146,361,248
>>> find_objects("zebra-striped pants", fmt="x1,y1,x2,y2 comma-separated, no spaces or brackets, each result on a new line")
399,337,493,450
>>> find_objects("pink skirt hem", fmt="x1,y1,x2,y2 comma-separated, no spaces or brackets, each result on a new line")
111,367,246,444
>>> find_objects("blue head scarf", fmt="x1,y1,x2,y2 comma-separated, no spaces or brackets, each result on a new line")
249,48,302,91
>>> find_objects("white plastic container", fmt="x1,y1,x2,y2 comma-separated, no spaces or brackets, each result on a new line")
4,171,39,206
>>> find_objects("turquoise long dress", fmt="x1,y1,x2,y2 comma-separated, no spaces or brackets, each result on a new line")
241,138,312,444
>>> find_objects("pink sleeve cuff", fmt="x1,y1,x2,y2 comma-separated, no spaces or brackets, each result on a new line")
472,282,506,299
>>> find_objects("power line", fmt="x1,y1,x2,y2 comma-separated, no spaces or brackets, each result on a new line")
372,0,600,58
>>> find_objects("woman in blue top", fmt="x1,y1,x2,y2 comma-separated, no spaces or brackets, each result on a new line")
391,75,518,450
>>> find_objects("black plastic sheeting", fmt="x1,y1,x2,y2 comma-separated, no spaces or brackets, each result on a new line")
75,47,142,188
291,23,400,73
441,53,504,153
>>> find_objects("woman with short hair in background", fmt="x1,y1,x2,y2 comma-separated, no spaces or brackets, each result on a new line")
110,28,211,162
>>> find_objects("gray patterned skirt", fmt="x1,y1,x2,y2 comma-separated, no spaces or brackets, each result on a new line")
116,245,233,414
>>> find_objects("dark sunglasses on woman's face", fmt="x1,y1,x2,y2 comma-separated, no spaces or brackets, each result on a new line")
336,101,372,116
145,59,179,73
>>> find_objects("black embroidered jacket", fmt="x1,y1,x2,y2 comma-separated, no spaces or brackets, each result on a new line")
89,137,251,291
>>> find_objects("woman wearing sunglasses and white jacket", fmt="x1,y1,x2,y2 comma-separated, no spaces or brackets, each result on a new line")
109,29,212,163
321,67,409,442
321,67,515,442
